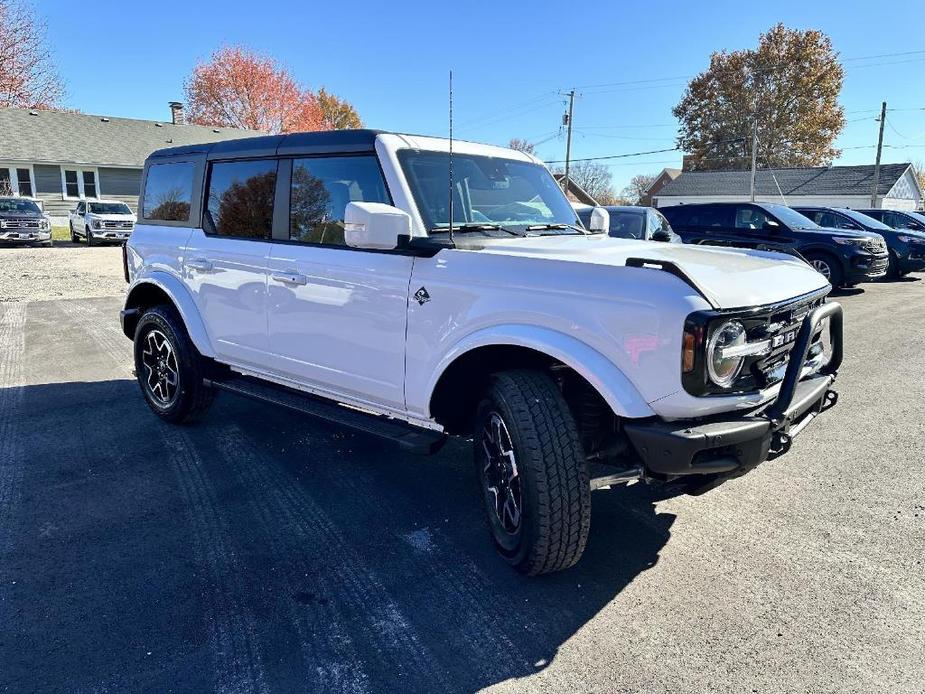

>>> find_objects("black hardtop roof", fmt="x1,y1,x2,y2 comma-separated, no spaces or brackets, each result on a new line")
147,128,388,162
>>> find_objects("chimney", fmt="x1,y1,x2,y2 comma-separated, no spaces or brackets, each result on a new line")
168,101,185,125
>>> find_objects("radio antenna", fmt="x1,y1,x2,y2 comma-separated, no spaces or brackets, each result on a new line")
448,69,455,244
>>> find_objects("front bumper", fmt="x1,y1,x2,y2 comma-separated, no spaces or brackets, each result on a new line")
896,248,925,273
0,230,51,243
89,228,133,241
845,253,889,282
624,302,843,477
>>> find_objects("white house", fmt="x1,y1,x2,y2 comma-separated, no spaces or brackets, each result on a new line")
653,163,922,211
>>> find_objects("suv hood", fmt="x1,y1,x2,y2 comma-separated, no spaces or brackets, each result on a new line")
470,234,829,309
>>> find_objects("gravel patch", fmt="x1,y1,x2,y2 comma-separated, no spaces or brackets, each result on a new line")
0,244,126,302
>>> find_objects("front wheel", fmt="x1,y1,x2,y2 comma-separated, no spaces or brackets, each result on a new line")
69,221,79,243
133,305,214,423
474,370,591,576
806,253,844,288
85,226,94,246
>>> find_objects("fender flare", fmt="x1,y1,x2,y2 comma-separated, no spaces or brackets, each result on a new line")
425,324,654,419
123,272,215,358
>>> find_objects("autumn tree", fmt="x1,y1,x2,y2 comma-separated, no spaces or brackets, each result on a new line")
555,161,617,204
184,46,360,134
673,24,845,171
0,0,65,109
621,173,658,205
913,162,925,195
509,138,537,155
314,87,361,130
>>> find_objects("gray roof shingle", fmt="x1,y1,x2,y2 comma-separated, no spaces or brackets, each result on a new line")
657,163,913,198
0,107,256,168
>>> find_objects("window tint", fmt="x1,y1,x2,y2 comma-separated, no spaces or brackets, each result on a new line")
143,161,195,222
687,205,730,228
76,202,85,213
289,155,389,245
660,206,688,225
609,211,645,239
206,160,276,238
734,206,772,230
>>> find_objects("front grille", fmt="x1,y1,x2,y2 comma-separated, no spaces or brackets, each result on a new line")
1,219,40,229
102,220,134,230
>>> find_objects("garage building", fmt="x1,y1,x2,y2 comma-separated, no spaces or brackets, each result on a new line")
653,163,923,211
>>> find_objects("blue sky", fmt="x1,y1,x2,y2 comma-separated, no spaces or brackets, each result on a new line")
40,0,925,191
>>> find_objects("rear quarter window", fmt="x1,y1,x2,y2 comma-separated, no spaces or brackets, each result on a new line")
142,162,195,222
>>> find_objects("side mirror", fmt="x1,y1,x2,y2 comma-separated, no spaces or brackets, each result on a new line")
651,229,672,243
589,206,610,233
344,202,410,250
762,220,780,232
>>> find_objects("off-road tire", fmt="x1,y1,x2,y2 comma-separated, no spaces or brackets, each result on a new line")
474,369,591,575
85,225,94,246
133,305,214,424
805,252,844,288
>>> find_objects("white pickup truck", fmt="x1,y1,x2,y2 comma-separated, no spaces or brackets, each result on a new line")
69,200,136,245
119,130,843,575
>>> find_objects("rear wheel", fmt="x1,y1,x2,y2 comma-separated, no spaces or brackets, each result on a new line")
806,253,844,288
474,369,591,575
133,305,214,424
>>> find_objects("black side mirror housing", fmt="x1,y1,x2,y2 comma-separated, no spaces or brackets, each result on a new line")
651,229,672,243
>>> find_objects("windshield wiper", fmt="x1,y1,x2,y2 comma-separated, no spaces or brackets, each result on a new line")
524,223,589,235
430,223,525,237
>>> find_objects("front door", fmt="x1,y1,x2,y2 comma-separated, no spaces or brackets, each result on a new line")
184,158,278,367
264,155,412,411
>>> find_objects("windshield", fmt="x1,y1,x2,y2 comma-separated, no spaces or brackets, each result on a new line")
906,210,925,227
88,202,132,215
0,198,42,214
839,208,891,231
609,211,646,239
764,204,820,230
397,150,580,234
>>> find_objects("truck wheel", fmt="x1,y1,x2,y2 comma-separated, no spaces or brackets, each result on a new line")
69,221,79,243
474,369,591,575
133,305,214,424
85,226,94,246
805,253,843,288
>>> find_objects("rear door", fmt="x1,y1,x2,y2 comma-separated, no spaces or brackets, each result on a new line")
184,158,277,367
264,154,412,411
681,204,735,245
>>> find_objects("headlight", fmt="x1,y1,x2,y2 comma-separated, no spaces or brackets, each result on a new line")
92,220,102,229
40,219,50,230
833,237,863,245
898,235,925,245
706,320,746,388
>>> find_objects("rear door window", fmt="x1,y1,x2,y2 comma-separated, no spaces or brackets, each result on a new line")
143,162,195,222
688,205,731,229
205,159,277,239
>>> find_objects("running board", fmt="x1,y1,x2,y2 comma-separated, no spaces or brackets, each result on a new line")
205,375,447,455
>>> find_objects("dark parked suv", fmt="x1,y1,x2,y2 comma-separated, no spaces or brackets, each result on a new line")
575,205,681,242
851,208,925,277
660,202,889,287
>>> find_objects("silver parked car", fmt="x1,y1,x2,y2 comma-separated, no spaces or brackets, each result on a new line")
0,197,52,246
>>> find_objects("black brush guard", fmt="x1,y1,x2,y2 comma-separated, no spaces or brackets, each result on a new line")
624,302,843,477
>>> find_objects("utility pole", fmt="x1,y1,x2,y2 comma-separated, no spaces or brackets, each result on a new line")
749,119,758,202
870,101,887,208
562,90,575,196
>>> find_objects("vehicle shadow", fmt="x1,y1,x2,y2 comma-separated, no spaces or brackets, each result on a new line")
0,379,675,693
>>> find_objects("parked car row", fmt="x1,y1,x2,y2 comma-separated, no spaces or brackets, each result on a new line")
0,197,137,247
576,200,925,289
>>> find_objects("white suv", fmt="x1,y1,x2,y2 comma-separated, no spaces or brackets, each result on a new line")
69,200,136,245
120,130,843,575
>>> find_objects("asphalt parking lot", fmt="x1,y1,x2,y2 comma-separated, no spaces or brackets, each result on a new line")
0,246,923,693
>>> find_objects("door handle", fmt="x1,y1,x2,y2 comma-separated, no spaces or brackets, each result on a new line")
272,271,308,286
187,258,213,272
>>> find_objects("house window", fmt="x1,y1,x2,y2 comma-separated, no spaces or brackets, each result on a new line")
0,164,36,197
61,167,100,199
